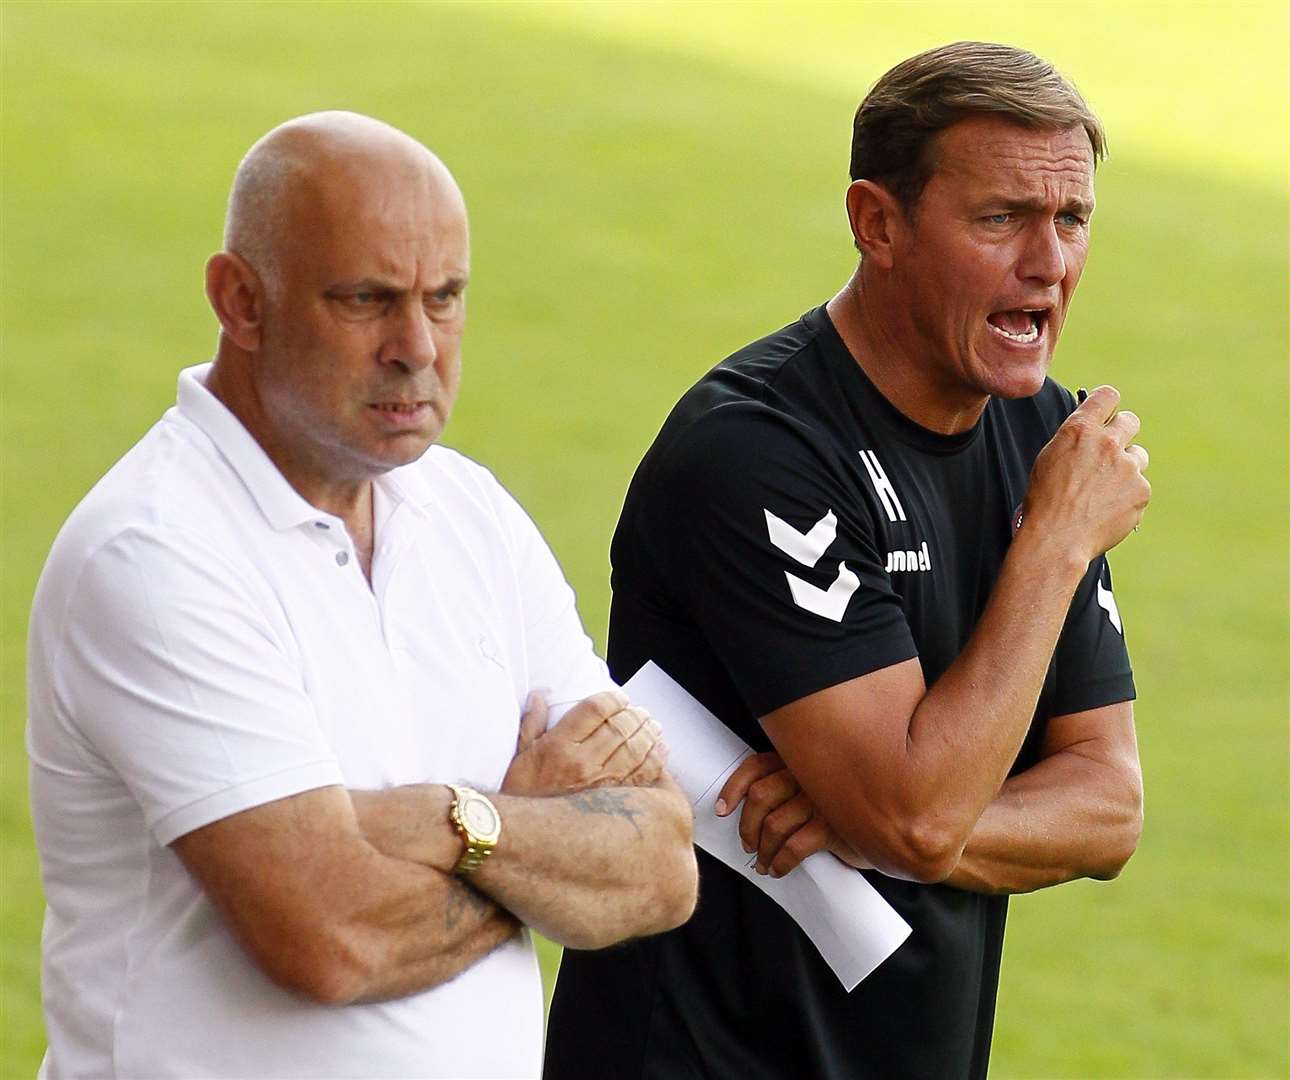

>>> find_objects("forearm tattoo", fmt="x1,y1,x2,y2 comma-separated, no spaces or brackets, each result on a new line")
443,879,493,931
564,789,643,838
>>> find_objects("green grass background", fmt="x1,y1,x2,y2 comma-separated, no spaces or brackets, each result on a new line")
2,1,1286,1075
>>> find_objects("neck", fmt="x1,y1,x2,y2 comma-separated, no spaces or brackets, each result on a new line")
826,269,988,436
206,349,376,574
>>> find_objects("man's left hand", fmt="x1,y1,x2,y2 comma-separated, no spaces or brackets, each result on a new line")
501,690,668,796
716,751,872,877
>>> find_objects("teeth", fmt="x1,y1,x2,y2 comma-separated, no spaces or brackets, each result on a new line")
988,311,1042,344
990,323,1039,343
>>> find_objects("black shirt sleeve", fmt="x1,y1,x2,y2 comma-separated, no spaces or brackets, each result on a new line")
1046,553,1137,717
638,401,918,717
1026,382,1137,718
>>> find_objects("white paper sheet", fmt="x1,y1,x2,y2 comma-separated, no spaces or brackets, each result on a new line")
623,661,911,991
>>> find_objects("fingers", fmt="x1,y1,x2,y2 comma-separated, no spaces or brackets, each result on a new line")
1106,409,1140,447
1073,386,1142,455
752,791,815,874
622,737,669,787
1076,384,1120,423
552,688,630,741
715,751,786,816
736,769,800,856
1134,473,1152,526
602,705,651,744
503,686,676,794
1027,384,1153,559
767,816,834,878
515,691,550,752
576,703,648,755
594,709,663,777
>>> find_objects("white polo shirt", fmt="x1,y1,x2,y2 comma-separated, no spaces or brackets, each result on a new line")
27,364,614,1079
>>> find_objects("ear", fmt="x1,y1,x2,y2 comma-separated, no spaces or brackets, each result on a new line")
844,180,907,271
205,251,265,352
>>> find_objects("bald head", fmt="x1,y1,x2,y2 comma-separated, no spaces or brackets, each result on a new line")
205,111,472,504
223,111,462,296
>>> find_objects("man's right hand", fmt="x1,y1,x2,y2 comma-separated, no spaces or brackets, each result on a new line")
1021,385,1151,563
501,690,668,796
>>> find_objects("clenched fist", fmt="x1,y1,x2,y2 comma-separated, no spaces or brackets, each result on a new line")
1020,385,1150,564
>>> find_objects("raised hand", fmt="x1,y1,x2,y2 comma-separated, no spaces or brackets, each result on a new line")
1021,385,1151,563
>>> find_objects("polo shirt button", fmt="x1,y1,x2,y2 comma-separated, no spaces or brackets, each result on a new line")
314,521,330,530
335,551,349,567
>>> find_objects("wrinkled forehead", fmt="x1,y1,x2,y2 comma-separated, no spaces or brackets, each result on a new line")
929,116,1095,196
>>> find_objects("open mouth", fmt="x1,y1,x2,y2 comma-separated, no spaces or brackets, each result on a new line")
986,308,1049,345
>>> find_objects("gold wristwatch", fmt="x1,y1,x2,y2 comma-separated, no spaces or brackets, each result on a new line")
447,785,501,875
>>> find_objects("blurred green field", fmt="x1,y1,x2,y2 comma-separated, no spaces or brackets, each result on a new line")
2,1,1286,1076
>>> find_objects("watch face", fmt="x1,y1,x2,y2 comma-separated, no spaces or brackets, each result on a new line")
462,796,499,838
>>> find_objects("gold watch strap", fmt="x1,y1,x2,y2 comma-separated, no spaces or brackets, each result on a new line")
454,843,493,875
448,785,500,876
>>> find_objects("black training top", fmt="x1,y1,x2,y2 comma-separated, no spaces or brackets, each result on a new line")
544,306,1135,1080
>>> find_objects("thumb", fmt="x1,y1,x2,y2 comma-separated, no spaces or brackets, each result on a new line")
1076,384,1120,424
517,691,550,751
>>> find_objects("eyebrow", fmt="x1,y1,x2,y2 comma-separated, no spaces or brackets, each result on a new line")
325,275,470,295
981,194,1096,217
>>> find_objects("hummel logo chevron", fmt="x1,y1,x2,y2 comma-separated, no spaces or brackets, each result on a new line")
1096,578,1123,634
765,507,837,566
764,508,859,623
784,563,861,623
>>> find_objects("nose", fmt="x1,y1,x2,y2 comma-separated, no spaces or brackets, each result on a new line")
380,301,438,374
1018,221,1067,287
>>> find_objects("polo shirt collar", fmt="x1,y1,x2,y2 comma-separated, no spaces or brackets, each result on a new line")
175,363,333,532
379,460,435,517
175,363,431,533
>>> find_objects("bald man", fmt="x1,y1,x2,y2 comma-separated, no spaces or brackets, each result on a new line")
27,112,696,1079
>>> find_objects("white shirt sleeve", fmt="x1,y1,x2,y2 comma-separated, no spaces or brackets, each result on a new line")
47,526,344,846
487,484,617,707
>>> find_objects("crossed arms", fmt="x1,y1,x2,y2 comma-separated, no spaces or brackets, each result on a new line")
719,387,1148,892
173,692,697,1005
174,388,1148,1007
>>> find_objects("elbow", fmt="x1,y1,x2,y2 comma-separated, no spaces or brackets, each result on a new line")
249,923,376,1006
893,820,965,884
568,851,698,952
652,840,699,932
622,830,699,944
857,812,967,885
656,791,700,929
634,784,698,935
1091,778,1145,881
568,793,699,951
290,968,367,1007
292,954,372,1006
